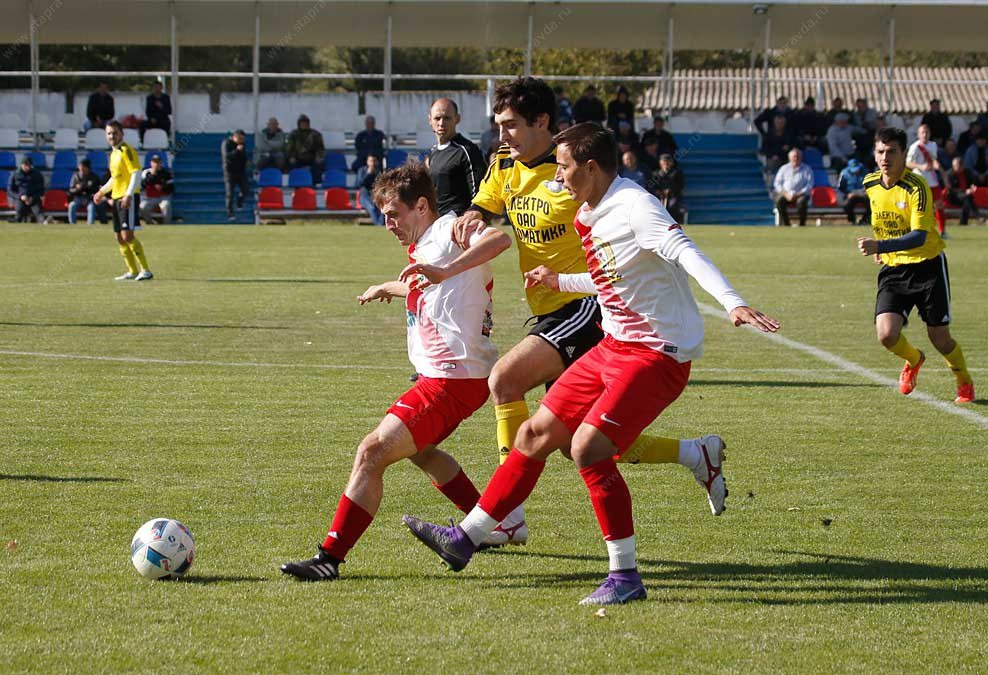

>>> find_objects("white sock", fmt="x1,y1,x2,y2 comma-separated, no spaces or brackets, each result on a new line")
499,504,526,528
606,535,637,571
678,439,701,469
460,505,498,546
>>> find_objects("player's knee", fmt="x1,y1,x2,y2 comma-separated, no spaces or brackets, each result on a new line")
488,361,524,403
877,329,899,348
353,435,388,476
516,418,552,454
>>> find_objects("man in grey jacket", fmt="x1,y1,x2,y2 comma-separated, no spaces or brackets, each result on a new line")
256,117,286,171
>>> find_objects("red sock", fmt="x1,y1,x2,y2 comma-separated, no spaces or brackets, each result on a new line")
433,469,481,514
579,458,634,541
320,494,373,560
477,449,545,522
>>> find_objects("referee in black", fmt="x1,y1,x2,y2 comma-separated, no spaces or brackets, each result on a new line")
425,98,486,216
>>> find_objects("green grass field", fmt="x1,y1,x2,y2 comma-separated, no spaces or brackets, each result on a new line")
2,222,986,673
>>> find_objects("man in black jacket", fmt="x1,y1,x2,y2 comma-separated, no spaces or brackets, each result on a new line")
946,156,983,225
86,82,115,130
921,99,952,148
573,85,606,126
425,98,486,217
67,158,107,224
640,115,677,157
140,81,172,142
649,153,686,223
222,130,249,222
7,156,44,223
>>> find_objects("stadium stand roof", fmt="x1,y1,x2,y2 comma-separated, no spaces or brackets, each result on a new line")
2,1,987,51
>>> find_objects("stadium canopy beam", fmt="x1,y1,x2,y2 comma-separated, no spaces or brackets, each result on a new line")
524,6,534,77
170,3,179,141
887,13,896,114
253,1,261,138
29,5,39,148
761,13,771,115
384,12,393,142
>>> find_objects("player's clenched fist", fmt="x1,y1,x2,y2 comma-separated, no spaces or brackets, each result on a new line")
523,265,560,291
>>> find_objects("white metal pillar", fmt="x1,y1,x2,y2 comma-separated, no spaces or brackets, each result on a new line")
887,14,896,115
29,6,39,147
252,2,261,138
664,15,674,119
384,12,393,142
524,6,533,77
762,15,771,112
748,45,757,130
170,4,179,139
485,78,495,117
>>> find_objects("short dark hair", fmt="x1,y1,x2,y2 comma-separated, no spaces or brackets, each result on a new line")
553,122,618,175
493,77,556,129
79,158,91,168
875,126,908,151
105,120,123,132
372,164,437,212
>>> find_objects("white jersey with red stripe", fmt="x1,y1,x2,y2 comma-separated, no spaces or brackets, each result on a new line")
405,212,498,379
572,177,747,363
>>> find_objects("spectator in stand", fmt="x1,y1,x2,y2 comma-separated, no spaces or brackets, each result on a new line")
352,115,386,171
851,97,878,156
762,114,796,176
957,120,982,156
837,157,870,225
86,82,115,130
946,155,983,225
907,124,946,235
222,129,249,223
977,101,988,130
939,138,959,168
614,120,640,153
794,96,828,151
140,154,174,224
638,137,661,176
640,115,677,157
479,115,499,163
573,85,606,126
619,151,645,187
963,134,988,185
825,96,850,128
554,86,574,127
139,81,171,142
357,154,384,226
921,99,952,147
773,148,813,227
557,119,572,132
649,153,686,223
7,156,44,223
286,114,326,185
755,96,794,138
67,158,106,224
606,86,635,132
256,117,287,171
425,97,486,217
825,112,857,171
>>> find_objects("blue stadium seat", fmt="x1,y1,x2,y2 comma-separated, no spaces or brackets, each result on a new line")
53,150,78,171
802,147,824,169
258,167,283,188
324,152,347,172
385,149,408,168
287,167,313,188
28,151,47,169
0,170,10,188
0,151,17,170
812,168,830,187
322,169,347,189
50,169,74,190
86,151,109,173
143,152,169,169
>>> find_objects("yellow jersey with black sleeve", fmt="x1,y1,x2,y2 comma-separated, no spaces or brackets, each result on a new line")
472,146,589,315
108,142,142,199
864,169,943,266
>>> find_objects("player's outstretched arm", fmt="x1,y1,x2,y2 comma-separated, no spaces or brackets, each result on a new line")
357,281,409,305
524,265,596,295
399,229,511,287
728,306,780,333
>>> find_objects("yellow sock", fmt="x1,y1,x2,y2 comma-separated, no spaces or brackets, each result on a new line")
128,237,149,271
617,434,680,464
943,342,973,385
887,334,922,367
495,401,529,465
119,244,139,275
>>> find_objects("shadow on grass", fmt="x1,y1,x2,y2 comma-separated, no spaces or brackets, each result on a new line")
0,321,288,330
690,379,883,389
170,278,353,284
179,575,268,585
0,473,128,483
483,549,988,604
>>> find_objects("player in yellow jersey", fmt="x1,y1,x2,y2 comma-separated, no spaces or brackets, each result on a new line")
857,127,974,403
94,120,153,281
406,78,730,546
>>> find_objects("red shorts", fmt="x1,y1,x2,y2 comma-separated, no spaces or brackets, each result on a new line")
387,376,490,451
540,335,691,451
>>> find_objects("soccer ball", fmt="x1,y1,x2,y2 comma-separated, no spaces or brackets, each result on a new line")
130,518,196,580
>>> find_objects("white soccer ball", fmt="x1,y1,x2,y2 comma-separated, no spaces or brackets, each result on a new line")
130,518,196,580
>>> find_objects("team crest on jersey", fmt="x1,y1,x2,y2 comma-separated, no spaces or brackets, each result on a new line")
590,237,623,283
896,201,907,209
543,180,565,194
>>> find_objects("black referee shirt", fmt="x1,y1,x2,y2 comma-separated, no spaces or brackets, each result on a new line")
427,133,486,216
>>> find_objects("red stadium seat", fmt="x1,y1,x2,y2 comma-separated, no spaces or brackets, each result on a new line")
42,189,68,211
0,191,8,209
974,186,988,209
258,186,284,210
291,187,317,211
811,186,838,208
325,187,353,210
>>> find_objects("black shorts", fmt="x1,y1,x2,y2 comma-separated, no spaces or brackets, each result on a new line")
111,196,142,233
528,296,604,367
875,253,951,327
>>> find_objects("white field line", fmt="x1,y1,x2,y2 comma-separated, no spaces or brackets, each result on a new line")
0,349,406,371
698,303,988,429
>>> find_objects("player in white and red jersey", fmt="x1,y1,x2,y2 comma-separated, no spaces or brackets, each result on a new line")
281,165,511,581
403,124,779,605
